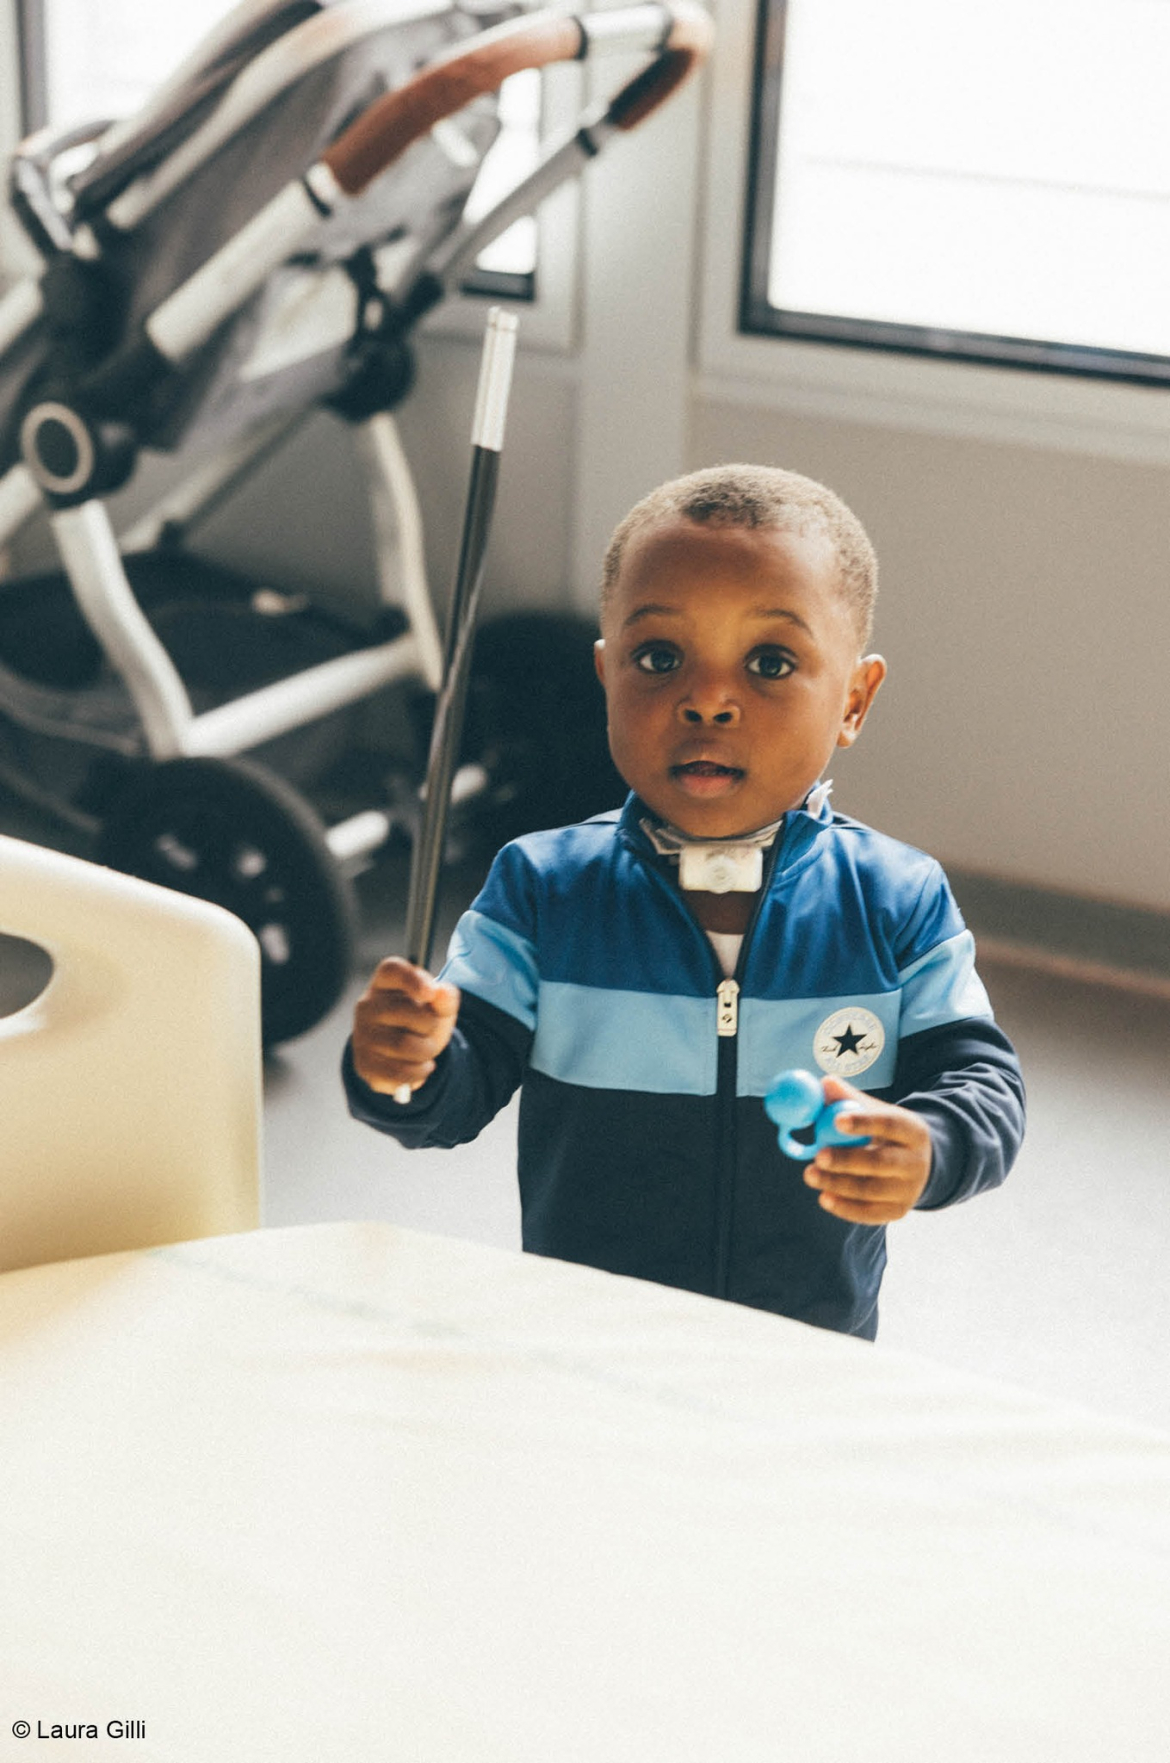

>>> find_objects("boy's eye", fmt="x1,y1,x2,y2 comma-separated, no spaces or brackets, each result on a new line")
633,643,681,675
746,647,795,680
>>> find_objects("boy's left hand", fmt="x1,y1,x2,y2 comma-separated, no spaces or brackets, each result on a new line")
802,1076,932,1224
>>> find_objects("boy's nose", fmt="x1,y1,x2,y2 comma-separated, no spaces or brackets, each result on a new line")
679,684,741,725
682,704,738,724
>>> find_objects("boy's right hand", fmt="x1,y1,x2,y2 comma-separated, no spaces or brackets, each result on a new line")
351,958,461,1096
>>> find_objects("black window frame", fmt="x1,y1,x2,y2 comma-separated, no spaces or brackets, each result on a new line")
741,0,1170,390
460,264,535,304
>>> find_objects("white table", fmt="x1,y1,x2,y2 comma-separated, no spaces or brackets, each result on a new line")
1,1222,1168,1761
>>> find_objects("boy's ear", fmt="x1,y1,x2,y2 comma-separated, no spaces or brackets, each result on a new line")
837,654,886,748
593,637,607,686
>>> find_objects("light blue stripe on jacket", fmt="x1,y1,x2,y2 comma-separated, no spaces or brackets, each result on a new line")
736,993,900,1096
440,912,990,1102
442,910,538,1031
898,931,991,1035
530,982,717,1094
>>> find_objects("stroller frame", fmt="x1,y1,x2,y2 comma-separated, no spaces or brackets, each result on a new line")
0,0,711,1040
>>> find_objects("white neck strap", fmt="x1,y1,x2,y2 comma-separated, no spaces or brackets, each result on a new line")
639,781,831,894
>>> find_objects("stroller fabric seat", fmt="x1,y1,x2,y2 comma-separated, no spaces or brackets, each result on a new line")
0,0,712,1043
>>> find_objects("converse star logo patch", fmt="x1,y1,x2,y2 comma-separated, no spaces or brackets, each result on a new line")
813,1007,885,1078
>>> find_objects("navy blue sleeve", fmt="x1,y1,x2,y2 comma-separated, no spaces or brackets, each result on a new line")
893,1017,1026,1210
343,989,533,1148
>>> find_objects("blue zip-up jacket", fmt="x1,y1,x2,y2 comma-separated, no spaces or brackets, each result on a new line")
344,792,1025,1337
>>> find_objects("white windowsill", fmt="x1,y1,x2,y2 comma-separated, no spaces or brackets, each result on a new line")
693,332,1170,465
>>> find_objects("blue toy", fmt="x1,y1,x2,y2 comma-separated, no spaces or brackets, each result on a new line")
763,1069,870,1162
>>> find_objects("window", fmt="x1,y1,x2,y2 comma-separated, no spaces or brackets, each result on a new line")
16,0,538,290
18,0,239,133
456,67,540,299
744,0,1170,385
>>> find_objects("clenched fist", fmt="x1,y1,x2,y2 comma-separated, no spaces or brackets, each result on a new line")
352,958,460,1097
801,1075,933,1224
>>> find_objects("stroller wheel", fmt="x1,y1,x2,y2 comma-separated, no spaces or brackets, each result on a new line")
96,756,356,1047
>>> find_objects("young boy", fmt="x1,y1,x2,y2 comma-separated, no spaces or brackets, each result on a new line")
344,464,1024,1339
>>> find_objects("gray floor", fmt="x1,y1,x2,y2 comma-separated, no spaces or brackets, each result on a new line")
263,852,1170,1438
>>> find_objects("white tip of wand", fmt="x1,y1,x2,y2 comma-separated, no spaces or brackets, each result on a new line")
471,306,519,452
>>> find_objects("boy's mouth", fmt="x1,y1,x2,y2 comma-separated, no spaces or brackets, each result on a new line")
671,760,745,798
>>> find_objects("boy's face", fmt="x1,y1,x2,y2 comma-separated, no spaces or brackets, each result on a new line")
594,516,886,839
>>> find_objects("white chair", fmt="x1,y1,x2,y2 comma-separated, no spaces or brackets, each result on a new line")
0,833,261,1272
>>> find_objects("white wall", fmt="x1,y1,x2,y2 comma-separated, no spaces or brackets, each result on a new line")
688,398,1170,910
4,1,1170,909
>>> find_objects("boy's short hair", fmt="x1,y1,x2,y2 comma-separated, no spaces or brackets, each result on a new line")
601,463,878,647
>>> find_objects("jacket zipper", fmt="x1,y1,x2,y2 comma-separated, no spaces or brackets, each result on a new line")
626,820,791,1299
716,978,739,1036
711,837,787,1297
713,977,740,1297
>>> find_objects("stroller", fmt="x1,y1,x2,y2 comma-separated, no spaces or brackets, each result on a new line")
0,0,711,1043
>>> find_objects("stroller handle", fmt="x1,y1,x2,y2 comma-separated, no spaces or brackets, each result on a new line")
321,3,713,199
